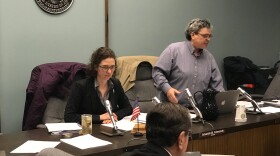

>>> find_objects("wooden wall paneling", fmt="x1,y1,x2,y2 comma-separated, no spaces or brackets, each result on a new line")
188,124,280,156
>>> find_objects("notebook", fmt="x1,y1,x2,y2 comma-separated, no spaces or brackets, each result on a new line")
215,90,240,114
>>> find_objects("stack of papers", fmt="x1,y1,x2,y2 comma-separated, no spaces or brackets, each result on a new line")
45,123,82,132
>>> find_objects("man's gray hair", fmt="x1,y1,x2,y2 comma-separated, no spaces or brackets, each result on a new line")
185,18,212,41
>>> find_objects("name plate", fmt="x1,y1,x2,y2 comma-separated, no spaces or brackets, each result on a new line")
200,129,225,138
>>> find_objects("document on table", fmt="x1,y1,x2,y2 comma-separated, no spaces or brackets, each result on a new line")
237,101,264,108
123,113,147,123
10,140,60,153
45,123,82,132
102,119,136,131
60,134,111,149
135,113,147,123
102,113,147,131
263,100,280,107
247,106,280,113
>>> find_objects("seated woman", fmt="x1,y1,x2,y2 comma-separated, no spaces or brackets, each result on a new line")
64,47,132,124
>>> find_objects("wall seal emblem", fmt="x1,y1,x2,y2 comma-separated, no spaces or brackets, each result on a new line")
35,0,74,15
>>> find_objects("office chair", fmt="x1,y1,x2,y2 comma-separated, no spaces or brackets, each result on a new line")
36,97,68,128
23,62,86,130
239,67,280,101
125,61,160,113
223,56,269,94
262,67,280,100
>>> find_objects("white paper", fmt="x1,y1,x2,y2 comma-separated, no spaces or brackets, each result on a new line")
122,113,147,123
102,112,196,131
190,113,197,119
102,113,148,131
11,140,60,153
247,106,280,113
102,119,136,131
136,113,147,123
45,123,82,132
263,100,280,107
237,101,263,108
60,134,111,149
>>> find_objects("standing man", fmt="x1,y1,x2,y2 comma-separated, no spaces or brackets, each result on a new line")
152,18,224,106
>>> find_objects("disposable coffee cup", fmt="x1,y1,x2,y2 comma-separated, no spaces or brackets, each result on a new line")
235,103,247,122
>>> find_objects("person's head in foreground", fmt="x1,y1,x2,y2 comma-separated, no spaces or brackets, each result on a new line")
120,103,192,156
146,103,192,156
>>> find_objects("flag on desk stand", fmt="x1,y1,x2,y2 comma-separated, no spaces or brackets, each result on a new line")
131,97,140,121
130,97,143,137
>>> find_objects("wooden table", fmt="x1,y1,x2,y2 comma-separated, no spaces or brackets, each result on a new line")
1,112,280,156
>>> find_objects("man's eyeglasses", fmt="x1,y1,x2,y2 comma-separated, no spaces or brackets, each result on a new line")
99,65,116,71
197,33,212,39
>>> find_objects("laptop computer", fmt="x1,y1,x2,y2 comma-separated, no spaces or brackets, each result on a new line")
215,90,240,114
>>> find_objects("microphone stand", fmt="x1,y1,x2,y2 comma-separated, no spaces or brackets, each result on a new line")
185,88,205,125
100,100,125,136
237,87,263,114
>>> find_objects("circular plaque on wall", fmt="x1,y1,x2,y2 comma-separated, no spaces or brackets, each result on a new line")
35,0,74,15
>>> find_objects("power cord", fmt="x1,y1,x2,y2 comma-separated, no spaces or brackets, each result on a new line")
124,138,147,152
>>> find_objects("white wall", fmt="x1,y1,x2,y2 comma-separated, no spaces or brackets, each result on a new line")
1,0,280,133
0,0,105,133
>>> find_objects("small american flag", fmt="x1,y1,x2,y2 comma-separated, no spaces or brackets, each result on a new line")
131,97,140,121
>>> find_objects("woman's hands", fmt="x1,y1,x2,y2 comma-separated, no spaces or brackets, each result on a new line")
100,112,118,124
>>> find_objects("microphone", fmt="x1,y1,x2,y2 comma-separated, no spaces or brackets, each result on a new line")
237,87,263,113
100,100,125,136
185,88,204,125
237,87,253,100
152,96,161,104
105,100,118,131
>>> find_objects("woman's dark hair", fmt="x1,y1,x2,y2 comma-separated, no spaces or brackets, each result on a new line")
146,103,192,147
87,47,117,77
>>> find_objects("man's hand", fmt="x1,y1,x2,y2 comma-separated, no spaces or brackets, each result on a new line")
167,88,181,104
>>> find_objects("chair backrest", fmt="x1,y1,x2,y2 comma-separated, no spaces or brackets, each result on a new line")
125,62,159,113
23,62,86,130
223,56,269,94
36,97,68,128
263,67,280,99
